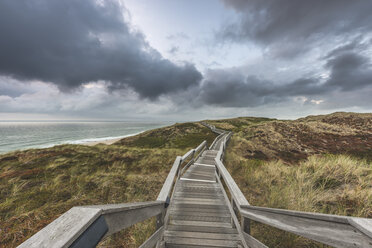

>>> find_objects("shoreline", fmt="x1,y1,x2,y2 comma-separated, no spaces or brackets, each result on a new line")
82,137,124,146
76,131,144,146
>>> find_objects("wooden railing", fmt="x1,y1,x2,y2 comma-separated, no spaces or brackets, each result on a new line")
19,140,208,248
211,125,372,248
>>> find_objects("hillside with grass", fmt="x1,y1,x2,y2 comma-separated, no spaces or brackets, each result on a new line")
205,112,372,247
0,122,216,248
1,113,371,248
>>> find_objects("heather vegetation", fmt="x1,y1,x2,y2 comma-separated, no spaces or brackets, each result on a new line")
206,112,372,247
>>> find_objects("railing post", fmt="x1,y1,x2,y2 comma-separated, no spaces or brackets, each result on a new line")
177,159,182,179
241,217,251,235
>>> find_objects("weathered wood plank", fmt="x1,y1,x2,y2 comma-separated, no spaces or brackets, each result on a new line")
18,207,101,248
19,201,165,248
240,206,372,248
102,202,164,236
139,226,164,248
214,159,249,208
164,230,240,240
157,156,182,202
181,149,194,162
170,220,233,228
195,140,207,153
164,237,239,247
242,232,268,248
167,225,238,234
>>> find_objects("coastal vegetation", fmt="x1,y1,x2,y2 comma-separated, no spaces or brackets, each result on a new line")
1,112,371,247
0,122,216,247
206,112,372,247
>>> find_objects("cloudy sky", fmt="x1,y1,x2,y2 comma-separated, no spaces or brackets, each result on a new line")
0,0,372,121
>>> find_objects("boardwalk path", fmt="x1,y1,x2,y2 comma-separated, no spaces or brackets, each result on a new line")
163,133,245,247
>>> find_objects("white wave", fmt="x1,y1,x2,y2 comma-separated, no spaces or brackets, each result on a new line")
36,131,145,149
66,131,144,144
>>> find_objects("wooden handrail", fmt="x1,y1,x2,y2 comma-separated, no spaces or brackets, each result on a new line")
157,156,182,203
215,159,249,208
240,205,372,248
18,201,164,248
158,140,207,203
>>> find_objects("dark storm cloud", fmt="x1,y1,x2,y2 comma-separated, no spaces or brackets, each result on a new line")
0,0,202,99
219,0,372,58
325,51,372,91
198,44,372,107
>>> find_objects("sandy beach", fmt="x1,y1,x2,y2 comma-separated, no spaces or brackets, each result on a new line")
83,137,124,146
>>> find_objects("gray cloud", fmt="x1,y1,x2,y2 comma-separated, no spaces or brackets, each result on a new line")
219,0,372,58
168,46,179,55
0,0,202,99
197,43,372,107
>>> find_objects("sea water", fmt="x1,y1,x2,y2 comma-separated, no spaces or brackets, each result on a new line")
0,121,170,154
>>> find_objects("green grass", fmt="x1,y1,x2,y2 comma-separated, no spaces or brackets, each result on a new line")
0,122,216,247
2,113,371,247
215,113,372,247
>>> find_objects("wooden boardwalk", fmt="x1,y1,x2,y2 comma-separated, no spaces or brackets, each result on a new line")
163,136,245,247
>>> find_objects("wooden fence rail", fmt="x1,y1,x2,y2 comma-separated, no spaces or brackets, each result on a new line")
18,201,164,248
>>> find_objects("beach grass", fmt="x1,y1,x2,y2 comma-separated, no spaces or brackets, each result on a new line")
1,113,372,247
206,113,372,247
0,122,216,247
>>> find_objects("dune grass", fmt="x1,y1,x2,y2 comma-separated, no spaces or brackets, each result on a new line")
1,113,371,247
204,113,372,247
0,122,216,247
224,137,372,247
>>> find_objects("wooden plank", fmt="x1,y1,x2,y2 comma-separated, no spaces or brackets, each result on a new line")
194,162,215,167
242,232,268,248
171,203,229,210
181,149,195,162
168,210,231,218
180,178,215,183
170,215,231,223
240,207,372,248
170,220,233,228
18,207,101,248
157,156,182,202
167,225,238,234
214,159,249,207
195,140,207,153
164,237,239,247
139,226,164,248
349,217,372,238
164,230,240,240
102,202,164,236
216,172,248,248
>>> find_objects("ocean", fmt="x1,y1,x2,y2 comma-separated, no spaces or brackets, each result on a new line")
0,121,171,154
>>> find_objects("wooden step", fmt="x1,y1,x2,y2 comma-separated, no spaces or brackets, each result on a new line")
170,214,231,223
164,231,240,241
168,210,231,217
164,236,240,247
167,225,238,234
169,220,233,228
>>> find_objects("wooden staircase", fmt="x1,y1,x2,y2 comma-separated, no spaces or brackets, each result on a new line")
164,148,244,247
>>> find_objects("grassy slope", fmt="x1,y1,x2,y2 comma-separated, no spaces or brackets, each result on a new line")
205,113,372,247
0,122,216,248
